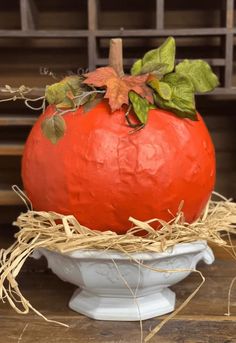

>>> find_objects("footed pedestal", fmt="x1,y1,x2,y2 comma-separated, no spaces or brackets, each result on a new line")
69,287,175,321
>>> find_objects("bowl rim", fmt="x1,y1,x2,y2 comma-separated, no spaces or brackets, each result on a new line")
46,240,208,261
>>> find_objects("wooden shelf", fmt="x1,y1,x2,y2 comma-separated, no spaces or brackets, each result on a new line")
0,114,37,126
95,28,229,37
0,189,23,205
0,87,45,99
0,28,231,38
0,0,234,86
96,58,226,67
0,30,89,38
0,260,236,341
0,143,24,156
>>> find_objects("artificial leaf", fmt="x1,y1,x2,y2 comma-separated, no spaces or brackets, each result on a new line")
131,59,142,76
124,75,154,104
83,95,103,113
66,75,92,106
84,67,117,87
147,76,172,100
45,82,72,108
41,115,66,144
83,66,154,112
83,97,102,112
64,75,83,92
45,75,88,110
141,62,168,76
141,37,175,74
175,59,219,93
74,89,96,108
130,37,175,76
154,72,197,120
158,82,172,100
129,91,151,124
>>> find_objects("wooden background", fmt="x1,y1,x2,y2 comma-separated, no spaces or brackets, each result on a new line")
0,0,236,254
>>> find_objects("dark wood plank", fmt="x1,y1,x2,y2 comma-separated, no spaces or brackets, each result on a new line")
0,190,23,205
88,0,98,71
200,87,236,96
0,87,45,99
0,143,24,156
0,260,235,315
211,131,236,152
20,0,38,31
20,0,30,30
0,30,89,38
224,32,234,88
0,315,235,343
88,0,98,31
216,153,236,172
215,173,236,198
225,0,234,29
95,28,228,37
209,242,236,261
0,260,236,343
96,58,226,67
0,115,37,126
0,315,236,343
156,0,164,29
223,0,234,88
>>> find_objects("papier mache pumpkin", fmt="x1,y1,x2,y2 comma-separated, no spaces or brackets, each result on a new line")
22,37,218,233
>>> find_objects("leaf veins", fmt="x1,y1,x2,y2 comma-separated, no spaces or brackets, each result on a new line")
83,67,153,112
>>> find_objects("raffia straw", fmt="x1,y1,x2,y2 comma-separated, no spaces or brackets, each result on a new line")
1,191,236,341
111,257,143,343
145,270,205,342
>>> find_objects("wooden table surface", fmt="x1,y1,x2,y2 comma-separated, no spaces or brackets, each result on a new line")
1,257,236,343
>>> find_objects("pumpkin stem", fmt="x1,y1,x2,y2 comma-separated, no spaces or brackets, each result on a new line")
108,38,124,77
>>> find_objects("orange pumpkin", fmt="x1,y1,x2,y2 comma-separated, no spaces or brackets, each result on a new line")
22,100,215,233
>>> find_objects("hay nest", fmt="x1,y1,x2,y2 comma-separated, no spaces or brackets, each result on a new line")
0,191,236,342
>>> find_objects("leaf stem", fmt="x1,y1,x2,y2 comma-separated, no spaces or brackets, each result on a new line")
73,90,105,106
125,105,141,129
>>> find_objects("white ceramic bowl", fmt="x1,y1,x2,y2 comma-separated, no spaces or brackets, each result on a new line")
33,240,214,321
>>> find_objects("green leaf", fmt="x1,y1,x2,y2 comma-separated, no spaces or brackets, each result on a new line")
148,77,172,100
154,72,197,120
158,82,172,100
41,115,66,144
175,59,219,93
64,75,83,94
131,59,142,76
142,37,176,74
141,62,168,76
130,37,175,76
45,76,89,110
129,91,151,124
45,82,71,106
83,96,103,113
74,92,92,107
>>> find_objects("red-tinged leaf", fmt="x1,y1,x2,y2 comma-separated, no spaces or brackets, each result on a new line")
104,77,129,111
83,66,154,112
83,67,117,87
123,75,154,104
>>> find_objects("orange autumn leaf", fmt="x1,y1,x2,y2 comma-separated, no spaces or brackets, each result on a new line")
83,67,153,112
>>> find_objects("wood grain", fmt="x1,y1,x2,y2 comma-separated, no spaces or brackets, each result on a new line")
0,260,236,343
20,0,38,31
0,143,24,156
156,0,164,30
0,115,37,126
0,189,23,205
